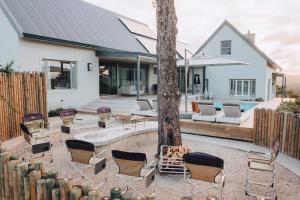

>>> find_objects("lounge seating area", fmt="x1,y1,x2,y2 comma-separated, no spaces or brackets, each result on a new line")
2,123,299,200
192,102,251,125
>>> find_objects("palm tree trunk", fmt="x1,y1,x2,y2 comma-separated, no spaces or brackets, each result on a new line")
156,0,182,155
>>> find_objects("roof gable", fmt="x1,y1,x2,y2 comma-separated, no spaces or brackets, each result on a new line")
194,20,282,71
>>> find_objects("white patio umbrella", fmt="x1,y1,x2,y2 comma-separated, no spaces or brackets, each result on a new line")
177,54,249,67
177,53,249,112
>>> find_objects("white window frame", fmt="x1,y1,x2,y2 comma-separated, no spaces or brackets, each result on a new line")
230,79,255,97
43,59,77,90
221,40,232,55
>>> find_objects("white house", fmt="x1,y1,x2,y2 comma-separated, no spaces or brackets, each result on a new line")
0,0,188,110
190,20,284,101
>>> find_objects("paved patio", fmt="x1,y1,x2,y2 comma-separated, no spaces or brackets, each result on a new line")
79,95,284,128
79,94,197,114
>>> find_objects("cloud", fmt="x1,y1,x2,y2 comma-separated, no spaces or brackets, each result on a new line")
83,0,300,73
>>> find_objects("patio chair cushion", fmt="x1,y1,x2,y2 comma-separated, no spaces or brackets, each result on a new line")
66,140,95,152
184,152,224,183
192,102,200,113
199,103,216,116
112,150,147,177
97,107,111,114
271,139,280,161
60,109,77,125
22,113,45,132
223,104,241,118
183,152,224,168
248,160,273,172
22,113,44,122
66,140,95,164
112,150,147,162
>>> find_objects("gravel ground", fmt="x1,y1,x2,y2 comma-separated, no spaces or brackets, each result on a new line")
4,130,300,200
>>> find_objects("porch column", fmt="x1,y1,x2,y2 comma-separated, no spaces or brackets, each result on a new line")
137,56,141,100
179,65,182,92
116,63,119,94
281,76,284,102
184,49,188,112
202,66,206,94
192,67,195,95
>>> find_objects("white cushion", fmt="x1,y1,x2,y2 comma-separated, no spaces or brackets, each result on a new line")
192,113,216,122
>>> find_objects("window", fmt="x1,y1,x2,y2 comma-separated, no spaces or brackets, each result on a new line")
221,40,231,55
43,60,77,90
230,79,255,97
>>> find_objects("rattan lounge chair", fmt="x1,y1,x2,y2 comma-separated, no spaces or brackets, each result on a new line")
183,152,225,199
20,113,52,161
132,99,157,117
136,99,153,111
152,99,158,111
112,150,156,197
192,102,218,122
66,139,107,189
246,139,280,199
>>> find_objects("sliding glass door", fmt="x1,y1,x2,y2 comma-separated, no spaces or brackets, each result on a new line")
99,61,149,95
99,62,117,95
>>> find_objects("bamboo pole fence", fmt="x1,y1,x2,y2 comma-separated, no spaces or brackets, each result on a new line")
0,148,104,200
0,72,48,141
253,108,300,160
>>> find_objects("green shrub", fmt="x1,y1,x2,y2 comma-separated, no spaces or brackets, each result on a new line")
295,97,300,105
48,107,63,117
0,60,14,74
255,97,264,102
276,101,298,113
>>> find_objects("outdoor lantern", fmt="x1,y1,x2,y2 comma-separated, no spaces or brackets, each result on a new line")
87,63,93,71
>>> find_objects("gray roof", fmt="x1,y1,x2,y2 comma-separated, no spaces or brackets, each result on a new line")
194,20,282,71
0,0,148,53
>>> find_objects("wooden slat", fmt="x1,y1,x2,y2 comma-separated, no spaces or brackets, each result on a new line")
180,120,253,141
0,72,48,141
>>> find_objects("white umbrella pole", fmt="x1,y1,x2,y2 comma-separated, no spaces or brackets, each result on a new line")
185,49,188,112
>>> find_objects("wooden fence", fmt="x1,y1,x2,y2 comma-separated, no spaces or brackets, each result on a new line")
0,150,105,200
253,109,300,160
0,72,48,141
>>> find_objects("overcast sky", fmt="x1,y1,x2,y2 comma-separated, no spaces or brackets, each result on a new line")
84,0,300,74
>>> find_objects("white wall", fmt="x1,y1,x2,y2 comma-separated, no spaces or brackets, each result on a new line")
198,24,269,100
18,40,99,110
0,8,20,67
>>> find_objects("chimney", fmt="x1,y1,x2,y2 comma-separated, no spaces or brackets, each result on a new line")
244,30,256,44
